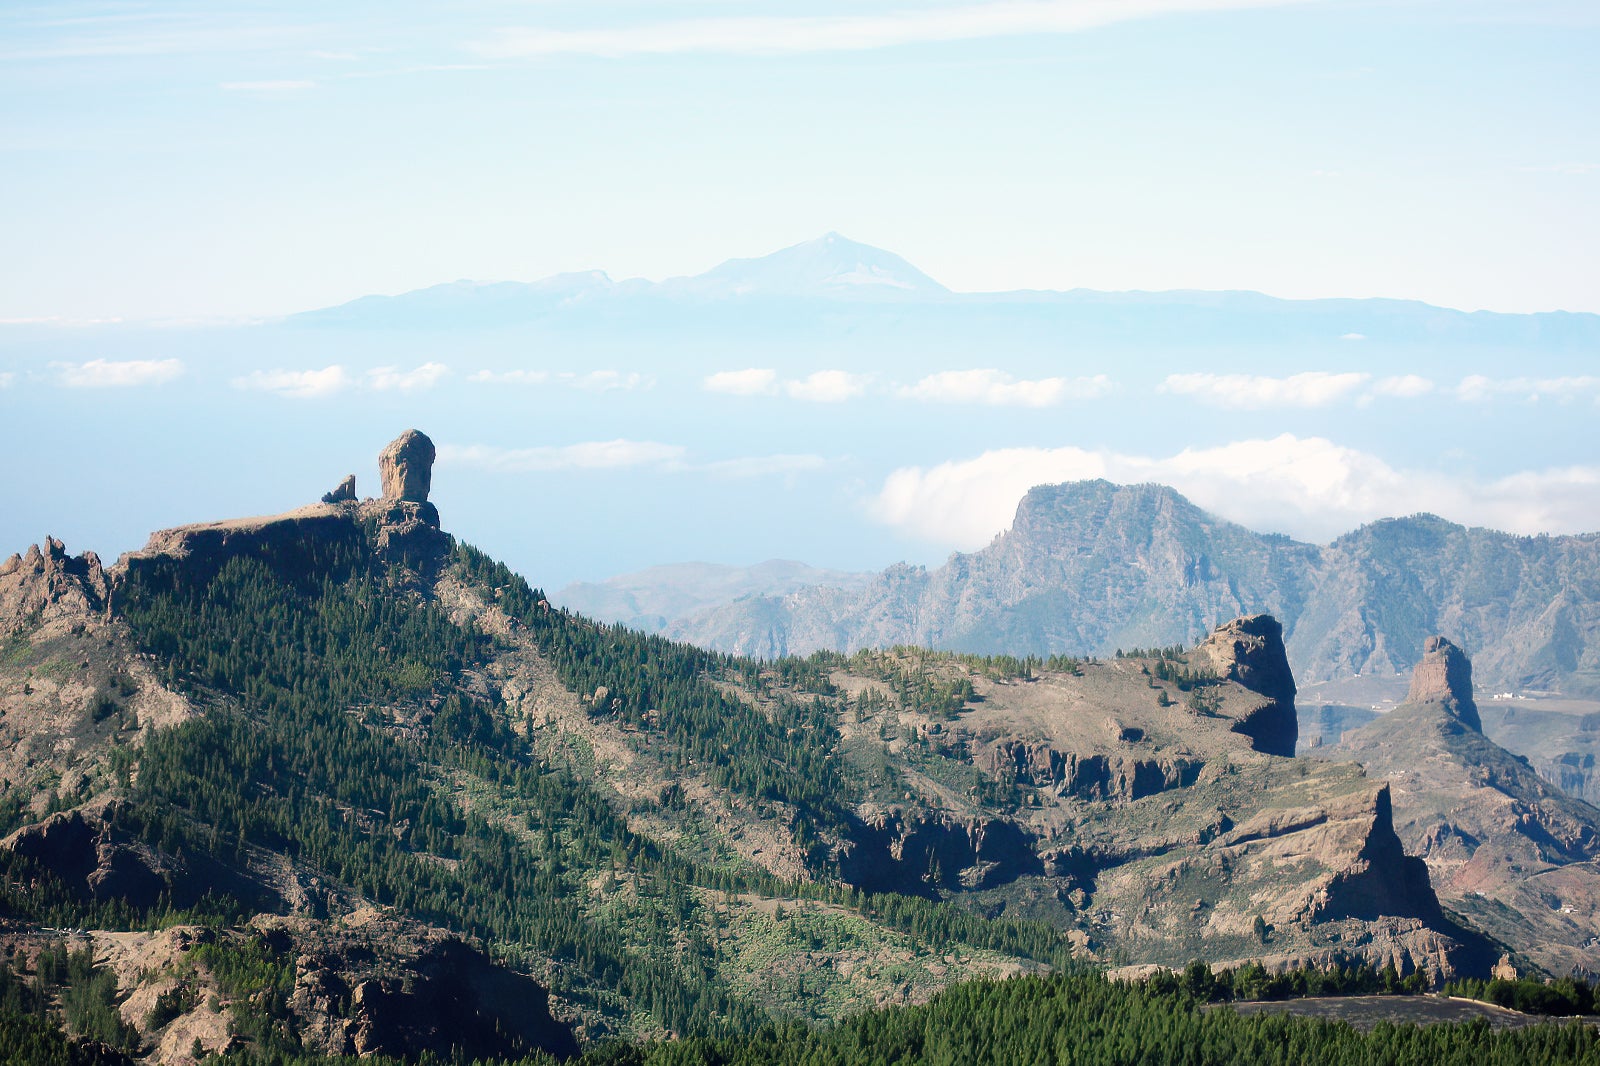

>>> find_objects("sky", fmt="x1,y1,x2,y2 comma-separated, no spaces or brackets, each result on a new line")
3,0,1598,323
2,1,1599,593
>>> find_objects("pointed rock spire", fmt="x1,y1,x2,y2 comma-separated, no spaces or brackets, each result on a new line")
1404,635,1481,732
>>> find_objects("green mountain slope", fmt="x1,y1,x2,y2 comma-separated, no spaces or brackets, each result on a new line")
0,432,1531,1062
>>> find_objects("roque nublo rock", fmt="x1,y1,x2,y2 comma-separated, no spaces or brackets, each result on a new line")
379,428,435,502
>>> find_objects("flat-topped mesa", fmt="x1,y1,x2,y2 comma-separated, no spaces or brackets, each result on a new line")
1404,635,1481,732
1191,614,1298,757
379,429,434,503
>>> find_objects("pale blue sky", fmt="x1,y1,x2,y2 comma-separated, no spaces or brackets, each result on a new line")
4,0,1598,321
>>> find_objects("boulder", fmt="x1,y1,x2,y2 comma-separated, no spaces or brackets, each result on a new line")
379,430,435,503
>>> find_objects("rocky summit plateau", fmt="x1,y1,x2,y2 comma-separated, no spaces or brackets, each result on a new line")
0,430,1596,1063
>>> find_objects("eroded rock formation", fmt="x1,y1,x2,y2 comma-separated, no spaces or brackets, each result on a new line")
1405,635,1481,732
0,536,110,637
1191,614,1298,756
379,429,435,503
322,475,357,504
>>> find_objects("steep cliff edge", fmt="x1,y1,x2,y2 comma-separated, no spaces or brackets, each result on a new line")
804,622,1486,978
1330,636,1600,976
119,428,450,589
1190,615,1298,757
665,481,1600,698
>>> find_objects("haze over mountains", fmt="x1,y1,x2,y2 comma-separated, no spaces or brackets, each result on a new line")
287,232,1589,336
577,479,1600,701
4,233,1600,597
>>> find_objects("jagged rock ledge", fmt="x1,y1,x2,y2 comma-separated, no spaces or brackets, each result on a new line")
114,430,451,589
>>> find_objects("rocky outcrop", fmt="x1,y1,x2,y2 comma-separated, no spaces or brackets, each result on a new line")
1299,786,1442,925
985,740,1202,802
283,914,576,1061
0,536,110,637
1191,615,1298,757
117,431,450,587
379,429,435,503
121,508,366,584
837,809,1041,895
0,803,282,914
1329,637,1600,975
321,475,357,504
1405,635,1481,732
364,430,446,560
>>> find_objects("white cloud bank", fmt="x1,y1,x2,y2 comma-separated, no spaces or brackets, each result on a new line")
704,368,779,396
703,368,870,402
368,362,448,391
477,0,1315,58
786,370,871,402
470,369,548,385
55,358,183,388
900,369,1111,406
871,434,1600,550
232,365,350,398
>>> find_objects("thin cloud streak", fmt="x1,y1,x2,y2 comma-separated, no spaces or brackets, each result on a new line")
368,362,448,391
232,365,350,398
901,369,1111,406
475,0,1316,58
440,440,686,473
1161,371,1371,408
1457,374,1600,402
54,358,183,388
704,368,778,396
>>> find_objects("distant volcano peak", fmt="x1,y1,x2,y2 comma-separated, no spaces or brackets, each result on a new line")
678,232,948,298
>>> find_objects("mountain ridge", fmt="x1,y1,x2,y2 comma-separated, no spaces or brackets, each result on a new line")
284,234,1600,335
662,479,1600,700
0,429,1535,1062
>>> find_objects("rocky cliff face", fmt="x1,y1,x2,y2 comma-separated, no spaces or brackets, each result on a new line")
379,428,435,503
1403,635,1481,731
1190,615,1298,757
117,430,450,590
665,481,1600,698
802,623,1489,979
284,913,576,1061
1328,637,1600,976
